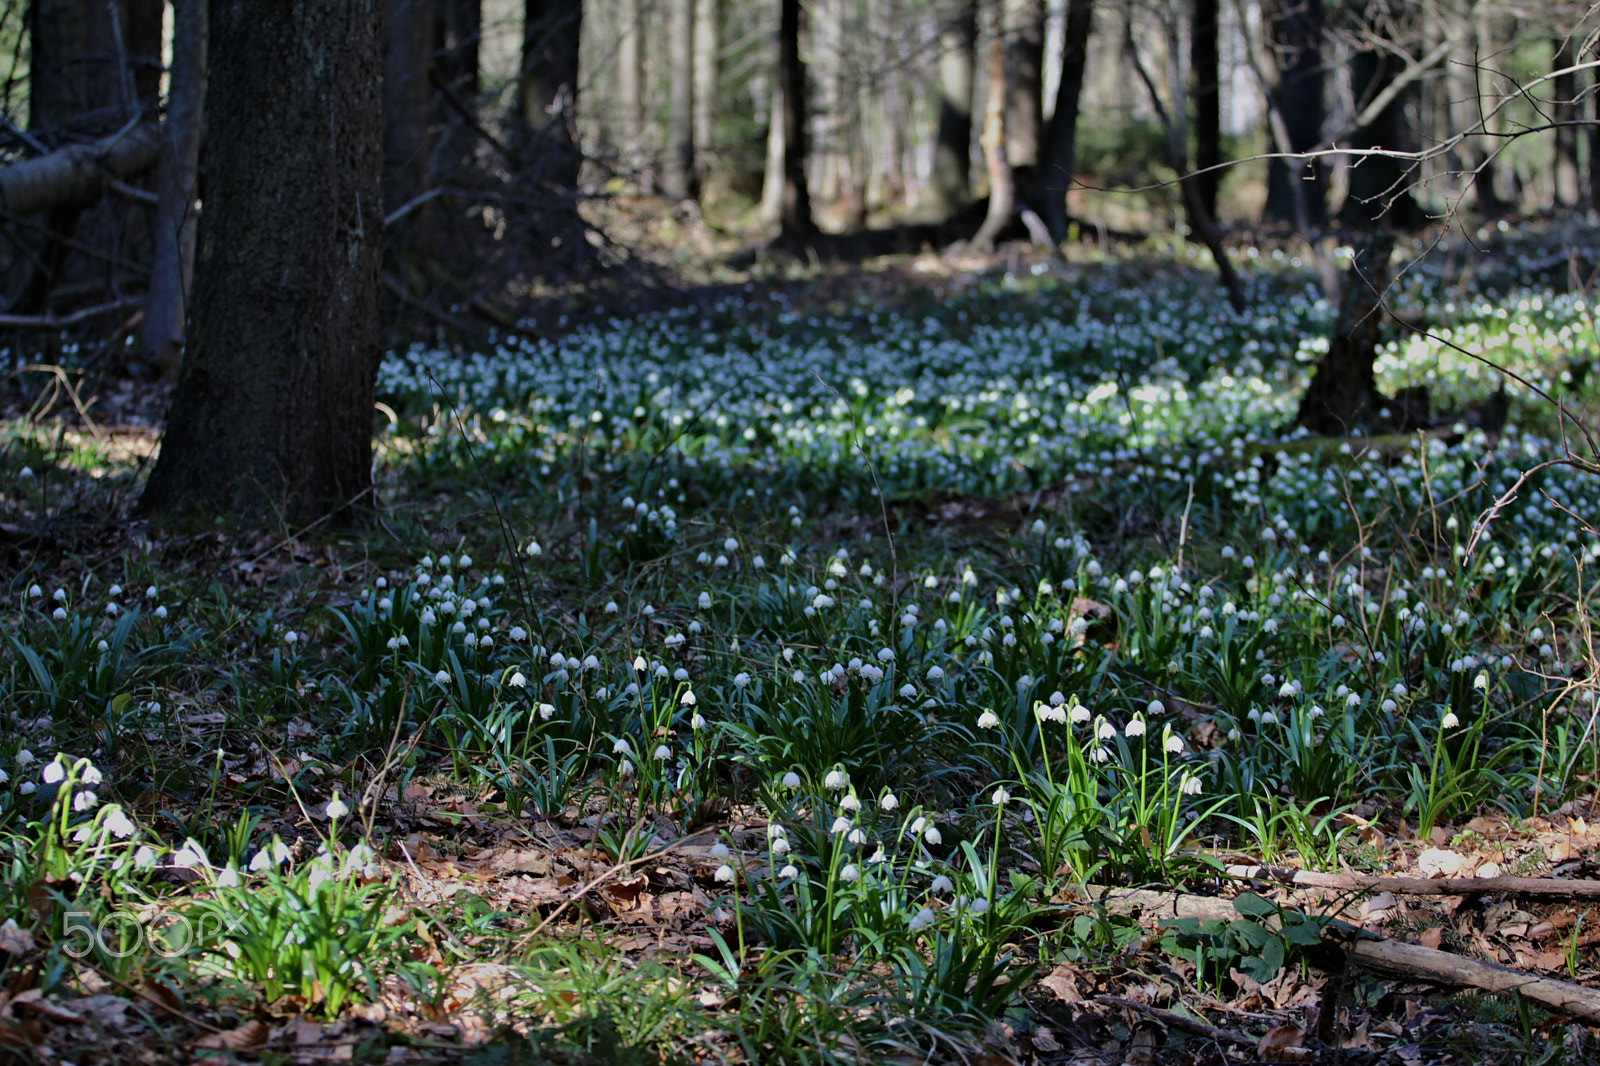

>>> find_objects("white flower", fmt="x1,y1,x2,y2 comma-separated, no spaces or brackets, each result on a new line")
848,828,867,845
771,837,791,856
880,792,899,811
15,750,34,766
653,744,672,760
710,842,731,858
840,793,861,812
27,584,41,598
782,771,803,789
108,584,122,596
909,907,936,931
510,626,527,641
612,737,631,754
215,866,240,889
1442,711,1460,729
42,761,64,785
1180,772,1203,796
923,825,942,845
824,769,849,790
53,608,66,620
1164,731,1185,754
931,874,954,894
698,592,712,609
1125,716,1146,738
103,807,136,839
18,782,35,795
433,669,452,686
679,690,697,706
976,710,1001,730
326,792,350,820
509,671,527,688
1474,672,1490,692
538,703,556,720
173,840,208,869
284,630,298,645
779,863,799,879
714,864,736,884
691,712,706,730
1071,703,1091,724
839,864,860,883
72,790,98,812
134,845,157,868
968,897,990,914
1097,719,1116,740
831,816,852,835
81,764,102,785
1090,746,1109,763
991,787,1011,806
724,537,739,553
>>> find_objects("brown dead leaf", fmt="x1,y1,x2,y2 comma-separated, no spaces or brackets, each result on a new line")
1033,1028,1062,1053
196,1020,270,1051
1418,927,1443,950
1038,965,1083,1004
1417,848,1464,878
1534,950,1569,972
1257,1024,1307,1062
1549,839,1579,862
9,990,81,1023
0,923,36,954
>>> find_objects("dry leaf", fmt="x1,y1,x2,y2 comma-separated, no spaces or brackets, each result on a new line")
1417,848,1463,878
0,923,36,954
1038,965,1083,1004
1418,927,1443,949
1258,1024,1308,1063
196,1020,270,1051
1549,839,1578,862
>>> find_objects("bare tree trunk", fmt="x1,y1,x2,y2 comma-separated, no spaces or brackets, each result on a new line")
692,0,719,189
617,0,644,173
1340,0,1423,230
1038,0,1093,242
1004,0,1044,172
143,0,207,378
1190,0,1220,221
385,0,434,254
972,0,1012,251
520,0,585,191
1553,36,1580,210
0,122,161,215
927,1,976,220
778,0,815,242
1590,64,1600,213
761,76,785,224
1296,230,1395,435
141,0,384,527
434,0,481,96
1262,0,1325,226
662,0,696,199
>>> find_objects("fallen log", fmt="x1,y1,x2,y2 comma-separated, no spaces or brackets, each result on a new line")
1078,885,1600,1023
0,121,162,217
1225,863,1600,901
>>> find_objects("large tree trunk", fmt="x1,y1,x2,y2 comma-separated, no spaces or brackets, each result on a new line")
692,0,719,190
926,1,976,221
971,0,1012,251
662,0,695,199
1296,231,1395,435
777,0,814,242
1262,0,1325,226
140,0,385,527
1339,2,1423,231
143,0,207,378
1038,0,1093,242
1004,0,1044,173
1190,0,1220,221
385,0,435,255
617,0,644,174
760,76,785,224
520,0,585,191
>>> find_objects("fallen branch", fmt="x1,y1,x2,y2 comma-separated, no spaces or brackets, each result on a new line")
1097,994,1255,1047
1080,885,1600,1023
1226,864,1600,901
0,120,162,216
0,298,143,329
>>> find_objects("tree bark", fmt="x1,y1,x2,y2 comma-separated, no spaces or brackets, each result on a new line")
617,0,644,173
29,0,156,133
140,0,385,528
662,0,695,199
1590,64,1600,213
143,0,207,378
927,1,976,221
1003,0,1044,172
1553,36,1579,210
1296,230,1395,435
1038,0,1092,242
1190,0,1220,221
971,0,1012,252
760,76,785,224
520,0,585,192
777,0,814,242
1262,0,1325,226
433,0,481,96
1340,2,1423,231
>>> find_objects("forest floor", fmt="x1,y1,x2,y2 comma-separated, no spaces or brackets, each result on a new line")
4,230,1600,1064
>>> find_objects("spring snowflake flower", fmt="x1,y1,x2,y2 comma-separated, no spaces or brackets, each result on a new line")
880,792,899,811
1442,711,1461,729
714,864,736,884
1474,672,1490,692
1097,719,1116,740
134,845,157,868
173,840,208,869
433,669,452,686
771,837,791,856
653,744,671,761
103,807,136,839
42,762,64,785
612,738,631,754
924,825,942,845
779,864,799,879
824,769,849,790
931,875,954,894
690,712,706,730
1090,747,1110,763
509,671,527,688
1164,731,1185,754
839,864,860,883
968,898,990,915
1035,701,1067,725
326,792,350,820
215,866,240,889
976,710,1001,730
782,771,803,789
992,787,1011,806
16,750,35,767
538,703,556,720
909,907,936,931
840,794,861,812
848,828,867,845
1125,716,1146,738
831,816,852,835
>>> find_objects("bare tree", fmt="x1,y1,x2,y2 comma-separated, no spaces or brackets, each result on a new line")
663,0,696,199
1039,0,1093,243
778,0,815,242
927,1,977,221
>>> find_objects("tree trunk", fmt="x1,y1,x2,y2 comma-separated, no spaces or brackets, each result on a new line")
971,0,1012,251
778,0,814,242
29,0,155,132
143,0,207,378
1190,0,1220,221
1591,64,1600,213
1553,36,1579,210
927,1,976,220
1296,230,1395,435
122,0,163,108
1262,0,1325,226
692,0,719,190
385,0,434,254
140,0,385,527
1340,3,1423,231
760,76,785,224
662,0,695,199
520,0,585,191
1004,0,1044,172
617,0,644,173
434,0,480,96
1038,0,1092,242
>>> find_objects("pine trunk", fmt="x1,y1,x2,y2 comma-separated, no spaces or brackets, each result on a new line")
778,0,814,241
140,0,385,527
662,0,696,199
1039,0,1092,242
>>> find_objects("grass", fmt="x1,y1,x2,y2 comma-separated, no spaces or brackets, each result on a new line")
4,234,1600,1062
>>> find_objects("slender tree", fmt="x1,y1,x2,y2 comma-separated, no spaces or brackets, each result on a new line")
520,1,586,191
141,0,385,526
1553,36,1580,209
693,0,720,189
663,0,696,199
617,0,644,173
1262,0,1326,226
972,0,1012,251
1340,0,1424,230
1190,0,1221,220
1004,0,1044,175
778,0,814,241
143,0,207,377
1039,0,1093,242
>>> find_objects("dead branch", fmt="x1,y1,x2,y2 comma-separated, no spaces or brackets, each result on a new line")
0,120,162,216
1080,885,1600,1023
1227,864,1600,901
1097,994,1256,1047
0,298,143,329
